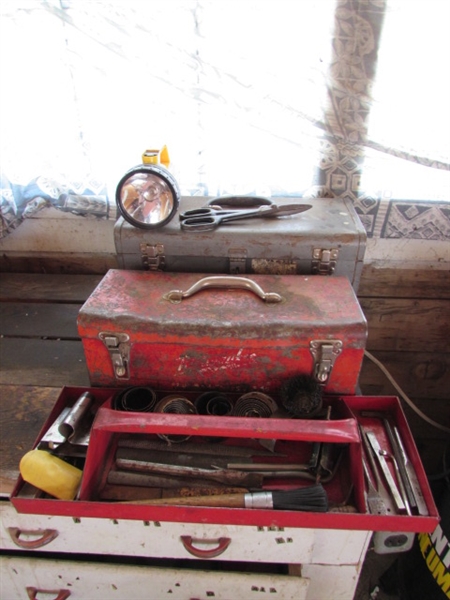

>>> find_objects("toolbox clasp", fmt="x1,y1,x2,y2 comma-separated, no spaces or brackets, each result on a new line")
312,248,339,275
140,243,165,270
310,340,343,383
99,332,130,379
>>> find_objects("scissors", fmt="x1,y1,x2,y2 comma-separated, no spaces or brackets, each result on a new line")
179,196,312,231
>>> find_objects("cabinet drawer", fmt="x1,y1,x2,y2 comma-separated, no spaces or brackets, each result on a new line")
1,502,371,565
1,555,310,600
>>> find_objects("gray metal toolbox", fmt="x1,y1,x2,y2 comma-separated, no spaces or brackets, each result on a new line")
114,196,367,291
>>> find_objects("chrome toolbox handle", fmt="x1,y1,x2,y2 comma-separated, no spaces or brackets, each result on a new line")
163,275,283,304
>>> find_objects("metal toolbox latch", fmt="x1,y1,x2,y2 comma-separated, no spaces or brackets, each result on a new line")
310,340,343,383
312,248,339,275
228,248,248,274
140,243,165,271
99,332,130,379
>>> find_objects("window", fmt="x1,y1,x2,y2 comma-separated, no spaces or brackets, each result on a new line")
1,0,449,239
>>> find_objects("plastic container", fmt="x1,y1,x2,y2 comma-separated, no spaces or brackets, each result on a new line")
19,449,82,500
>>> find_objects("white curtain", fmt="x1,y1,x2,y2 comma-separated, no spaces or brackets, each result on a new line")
1,0,449,239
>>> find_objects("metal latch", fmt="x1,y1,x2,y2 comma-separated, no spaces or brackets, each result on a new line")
228,248,248,273
312,248,339,275
99,332,130,379
140,243,165,271
310,340,343,383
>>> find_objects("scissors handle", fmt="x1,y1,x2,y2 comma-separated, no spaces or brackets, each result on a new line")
206,195,275,209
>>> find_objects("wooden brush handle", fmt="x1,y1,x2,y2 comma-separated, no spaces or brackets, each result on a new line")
121,493,247,507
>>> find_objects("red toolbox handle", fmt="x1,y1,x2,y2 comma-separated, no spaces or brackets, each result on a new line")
163,275,283,304
8,527,59,549
180,535,232,558
26,587,71,600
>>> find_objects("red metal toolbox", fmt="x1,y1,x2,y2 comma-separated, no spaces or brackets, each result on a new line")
113,196,367,292
10,386,439,534
77,270,367,394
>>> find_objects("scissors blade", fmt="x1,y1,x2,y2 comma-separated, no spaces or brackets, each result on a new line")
268,204,312,217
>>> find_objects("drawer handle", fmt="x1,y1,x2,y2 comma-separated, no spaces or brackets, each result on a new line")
26,587,71,600
8,527,59,549
164,276,283,304
180,535,231,558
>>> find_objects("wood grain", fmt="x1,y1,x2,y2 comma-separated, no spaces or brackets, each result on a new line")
359,265,450,299
360,297,450,353
0,385,61,494
0,338,90,387
0,303,82,338
0,272,101,302
359,350,450,399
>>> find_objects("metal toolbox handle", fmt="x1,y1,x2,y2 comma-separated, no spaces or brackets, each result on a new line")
26,587,71,600
180,535,232,558
8,527,59,549
163,275,283,304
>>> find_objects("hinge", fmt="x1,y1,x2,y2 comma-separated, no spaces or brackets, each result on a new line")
228,248,248,274
99,332,130,379
310,340,343,383
140,243,165,271
312,248,339,275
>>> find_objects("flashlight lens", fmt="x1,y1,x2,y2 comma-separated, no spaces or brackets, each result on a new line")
116,164,180,229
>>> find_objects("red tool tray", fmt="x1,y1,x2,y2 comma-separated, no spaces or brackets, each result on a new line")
10,387,439,533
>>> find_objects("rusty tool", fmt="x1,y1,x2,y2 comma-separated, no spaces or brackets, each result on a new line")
115,458,264,487
379,449,412,515
392,425,428,515
107,469,217,489
361,410,426,515
116,446,241,470
359,425,393,513
366,431,406,513
362,458,388,515
117,437,285,457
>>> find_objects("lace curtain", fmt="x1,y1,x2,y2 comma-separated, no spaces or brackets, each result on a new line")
1,0,449,239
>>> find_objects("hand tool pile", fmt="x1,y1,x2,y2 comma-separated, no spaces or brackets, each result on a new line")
357,411,428,516
101,435,334,512
20,387,429,519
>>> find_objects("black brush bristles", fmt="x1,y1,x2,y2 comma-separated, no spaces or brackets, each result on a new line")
272,484,328,512
280,375,323,418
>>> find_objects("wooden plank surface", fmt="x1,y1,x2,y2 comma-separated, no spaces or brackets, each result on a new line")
359,350,450,399
0,303,81,338
0,338,90,387
0,272,102,302
359,266,450,299
360,297,450,353
0,385,61,495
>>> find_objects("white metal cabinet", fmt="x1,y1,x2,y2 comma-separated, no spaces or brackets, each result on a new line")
1,555,310,600
0,501,372,600
1,503,370,565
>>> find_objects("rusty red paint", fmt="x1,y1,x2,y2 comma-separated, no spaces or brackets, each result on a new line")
78,271,367,393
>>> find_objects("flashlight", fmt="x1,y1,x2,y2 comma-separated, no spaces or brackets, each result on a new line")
116,158,180,229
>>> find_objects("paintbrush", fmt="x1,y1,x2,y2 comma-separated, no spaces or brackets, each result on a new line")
119,484,328,512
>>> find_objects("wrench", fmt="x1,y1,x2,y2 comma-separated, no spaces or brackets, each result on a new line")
366,431,406,513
